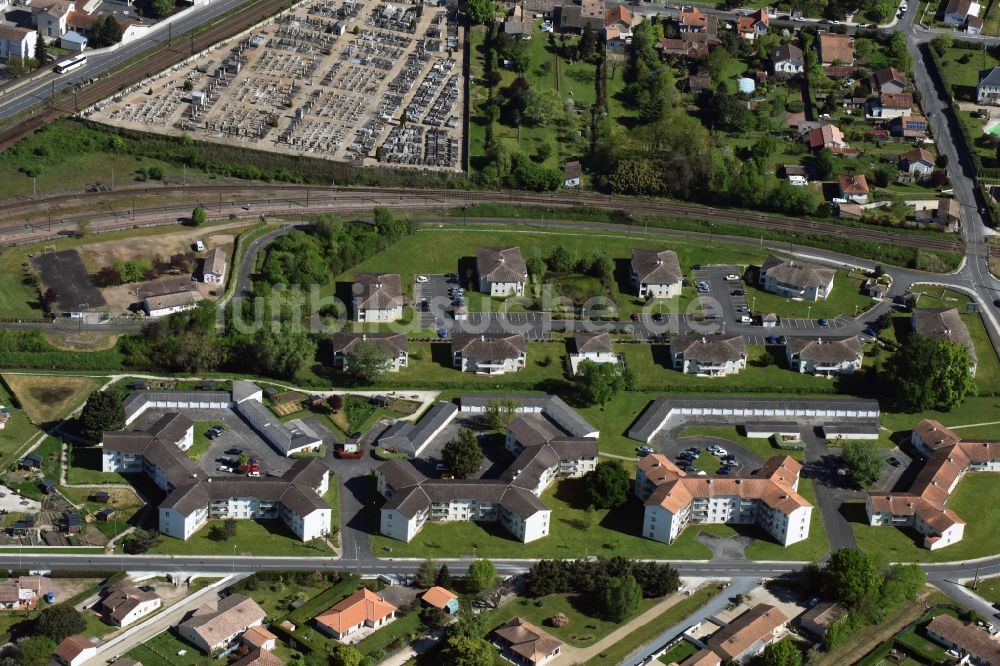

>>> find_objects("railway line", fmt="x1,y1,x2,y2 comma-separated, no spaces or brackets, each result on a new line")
0,185,966,253
0,0,291,152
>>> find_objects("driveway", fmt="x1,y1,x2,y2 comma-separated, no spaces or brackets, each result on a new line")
651,427,763,477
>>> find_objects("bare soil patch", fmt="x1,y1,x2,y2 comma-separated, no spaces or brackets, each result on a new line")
1,375,99,423
42,332,120,352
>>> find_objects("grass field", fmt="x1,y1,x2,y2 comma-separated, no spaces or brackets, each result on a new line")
143,519,335,557
66,445,129,484
657,641,699,666
852,473,1000,562
967,575,1000,602
0,380,41,464
741,271,874,320
0,374,98,424
187,421,226,460
126,629,216,666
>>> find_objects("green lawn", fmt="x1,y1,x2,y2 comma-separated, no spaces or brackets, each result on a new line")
657,641,699,666
0,384,40,465
354,609,422,657
143,519,335,557
587,583,726,666
852,473,1000,562
325,482,340,547
741,270,874,320
967,575,1000,603
578,391,663,457
187,421,226,460
745,479,830,561
126,629,216,666
66,445,129,484
880,396,1000,437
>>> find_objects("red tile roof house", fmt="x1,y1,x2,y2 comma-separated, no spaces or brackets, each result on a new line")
177,594,267,654
807,124,847,151
314,588,397,641
817,31,854,65
493,616,563,666
706,604,789,663
736,9,768,40
838,174,870,204
55,635,97,666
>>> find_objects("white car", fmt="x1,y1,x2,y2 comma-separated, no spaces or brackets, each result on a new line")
793,16,806,21
725,274,740,281
714,448,729,457
416,275,429,283
695,470,707,476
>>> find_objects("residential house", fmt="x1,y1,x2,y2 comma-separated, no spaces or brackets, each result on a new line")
838,174,870,204
0,23,38,61
65,9,96,36
706,604,789,664
563,160,582,187
477,246,528,296
178,594,267,653
807,124,847,151
331,332,409,372
677,5,717,40
899,147,936,176
892,113,928,138
688,70,711,94
230,650,285,666
966,14,984,33
912,307,977,376
936,197,962,230
636,454,812,546
144,290,204,317
759,255,835,301
493,617,563,666
979,67,1000,105
630,248,682,298
658,34,710,59
771,44,803,75
452,332,527,374
505,5,533,39
785,337,863,376
944,0,980,26
817,32,854,65
0,577,39,610
352,273,403,322
203,248,227,285
670,650,722,666
421,586,460,614
375,401,458,457
869,66,908,94
32,0,74,38
603,5,633,46
925,614,1000,665
870,92,913,119
97,579,161,627
569,332,620,374
736,9,768,40
314,588,397,641
242,625,278,652
669,335,747,377
558,0,603,33
799,602,848,639
55,635,97,666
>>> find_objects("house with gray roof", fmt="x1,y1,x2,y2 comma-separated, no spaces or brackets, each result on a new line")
912,307,978,377
331,333,409,372
629,248,682,299
669,335,747,376
376,396,597,544
376,401,458,456
785,337,863,376
569,332,620,374
178,594,266,654
143,290,204,318
759,255,835,301
771,43,803,74
477,247,528,296
452,333,527,374
353,273,404,322
977,66,1000,105
202,248,227,285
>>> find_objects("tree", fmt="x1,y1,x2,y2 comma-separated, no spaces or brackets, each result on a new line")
442,429,483,478
35,605,86,642
583,460,631,509
417,558,438,588
436,563,452,588
191,206,207,226
330,645,365,666
882,335,977,411
150,0,174,17
466,0,495,24
344,339,392,383
123,529,160,554
881,564,926,610
92,14,123,47
445,609,487,640
114,259,148,284
485,398,520,430
80,389,125,443
823,549,882,608
760,638,802,666
875,311,893,331
327,394,343,411
34,35,48,67
599,574,641,622
842,441,885,489
466,559,497,594
575,360,626,407
440,636,494,666
419,605,448,630
813,148,835,180
13,636,57,666
255,325,316,380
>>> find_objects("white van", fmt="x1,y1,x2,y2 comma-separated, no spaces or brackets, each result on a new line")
194,240,205,252
739,315,753,324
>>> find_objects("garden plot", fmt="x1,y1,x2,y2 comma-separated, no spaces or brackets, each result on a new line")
86,0,464,171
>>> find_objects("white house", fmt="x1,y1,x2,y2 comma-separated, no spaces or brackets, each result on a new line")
203,248,227,285
452,332,527,374
912,307,977,377
54,635,97,666
944,0,980,26
759,255,835,301
178,594,266,654
0,24,38,61
707,604,789,664
315,588,397,641
331,332,408,372
569,332,620,374
899,147,935,176
353,273,403,322
771,43,803,74
97,580,161,627
670,335,747,377
925,614,1000,666
563,160,582,188
637,454,812,547
59,29,85,51
476,246,528,296
31,0,74,38
977,66,1000,105
736,9,768,40
630,248,682,299
785,337,863,376
838,174,870,204
143,290,204,317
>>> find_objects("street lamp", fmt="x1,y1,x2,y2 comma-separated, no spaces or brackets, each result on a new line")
232,544,236,574
807,305,812,320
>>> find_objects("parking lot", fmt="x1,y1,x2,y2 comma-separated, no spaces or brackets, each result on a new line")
414,274,551,339
649,426,763,477
88,0,463,170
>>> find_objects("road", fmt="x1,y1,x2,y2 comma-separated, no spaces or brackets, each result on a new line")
0,0,265,123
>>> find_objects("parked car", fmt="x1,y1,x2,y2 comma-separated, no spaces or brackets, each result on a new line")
818,318,830,327
767,335,778,344
416,275,429,283
638,445,655,456
247,471,261,478
739,315,753,324
225,448,242,455
725,274,740,281
713,447,729,457
864,326,878,337
888,456,902,467
717,468,732,476
730,289,744,296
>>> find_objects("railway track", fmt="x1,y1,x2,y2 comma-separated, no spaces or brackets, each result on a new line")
0,0,291,152
0,185,966,253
